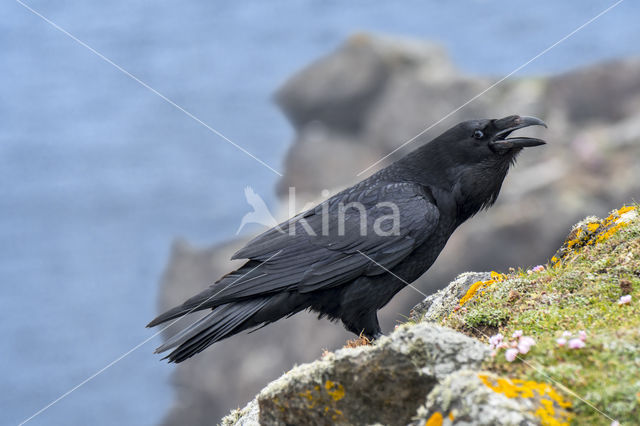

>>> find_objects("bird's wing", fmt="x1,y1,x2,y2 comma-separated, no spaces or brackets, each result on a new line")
220,181,439,297
147,181,441,328
149,182,440,324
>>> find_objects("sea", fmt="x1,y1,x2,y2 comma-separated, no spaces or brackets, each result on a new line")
1,1,638,425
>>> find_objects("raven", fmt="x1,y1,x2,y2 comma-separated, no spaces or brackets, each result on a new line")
148,115,547,363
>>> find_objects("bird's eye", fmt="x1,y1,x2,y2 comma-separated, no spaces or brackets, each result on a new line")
473,130,484,139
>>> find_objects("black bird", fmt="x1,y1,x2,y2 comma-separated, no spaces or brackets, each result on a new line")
148,115,547,363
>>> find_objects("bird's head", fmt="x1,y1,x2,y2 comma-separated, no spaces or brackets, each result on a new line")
406,115,548,218
439,115,547,165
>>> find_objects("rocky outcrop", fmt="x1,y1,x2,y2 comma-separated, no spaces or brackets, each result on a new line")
220,298,574,426
223,324,490,426
156,33,640,423
222,205,638,425
409,272,491,323
411,370,573,426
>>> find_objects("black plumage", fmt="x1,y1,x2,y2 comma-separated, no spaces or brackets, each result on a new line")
148,115,547,363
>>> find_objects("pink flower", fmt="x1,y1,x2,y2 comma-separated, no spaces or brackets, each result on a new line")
611,420,620,426
618,295,632,305
518,344,531,354
556,338,567,347
518,336,536,354
532,265,545,272
578,330,587,341
490,350,497,358
489,333,504,349
568,338,585,349
512,330,523,339
520,336,535,346
505,348,518,362
562,331,572,337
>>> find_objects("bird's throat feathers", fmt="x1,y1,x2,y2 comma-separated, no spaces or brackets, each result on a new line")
391,141,516,224
451,156,513,222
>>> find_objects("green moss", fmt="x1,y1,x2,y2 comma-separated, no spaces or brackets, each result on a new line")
440,204,640,425
464,307,510,328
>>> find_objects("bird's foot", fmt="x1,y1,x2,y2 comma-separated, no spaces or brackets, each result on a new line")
343,331,384,348
343,334,374,348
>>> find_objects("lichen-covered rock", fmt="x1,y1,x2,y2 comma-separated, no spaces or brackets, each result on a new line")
435,205,640,424
411,370,572,426
409,272,492,323
551,205,639,267
221,399,259,426
229,324,490,426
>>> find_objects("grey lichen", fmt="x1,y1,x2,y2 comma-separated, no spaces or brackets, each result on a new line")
411,370,572,426
409,272,492,323
220,399,259,426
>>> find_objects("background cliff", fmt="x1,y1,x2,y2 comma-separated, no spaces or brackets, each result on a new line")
155,34,640,424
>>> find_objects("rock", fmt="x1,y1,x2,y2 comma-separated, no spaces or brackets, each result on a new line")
275,123,382,198
410,370,572,426
550,205,639,267
221,399,259,426
362,74,502,157
409,272,492,323
276,33,452,132
222,323,489,426
214,206,640,425
545,58,640,125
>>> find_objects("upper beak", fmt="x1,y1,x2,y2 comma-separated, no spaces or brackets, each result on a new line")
490,116,547,150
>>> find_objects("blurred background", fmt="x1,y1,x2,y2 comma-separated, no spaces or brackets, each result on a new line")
2,1,640,425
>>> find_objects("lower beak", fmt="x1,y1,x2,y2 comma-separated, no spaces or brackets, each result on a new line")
492,137,546,149
490,116,547,150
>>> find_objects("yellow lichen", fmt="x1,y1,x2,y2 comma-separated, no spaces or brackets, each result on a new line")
552,205,638,266
459,272,506,306
617,205,636,215
586,222,600,233
478,374,572,426
596,222,628,243
331,408,344,420
447,411,455,421
325,380,345,401
298,390,316,409
425,411,443,426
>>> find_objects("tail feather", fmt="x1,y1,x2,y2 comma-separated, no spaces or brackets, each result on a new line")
155,298,270,363
146,305,191,328
146,260,275,329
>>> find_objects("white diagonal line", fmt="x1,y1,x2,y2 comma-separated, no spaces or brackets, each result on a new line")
15,0,283,177
19,250,282,425
356,250,617,423
356,0,626,177
356,250,428,299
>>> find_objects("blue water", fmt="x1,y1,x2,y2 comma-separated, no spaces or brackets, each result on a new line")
1,1,639,425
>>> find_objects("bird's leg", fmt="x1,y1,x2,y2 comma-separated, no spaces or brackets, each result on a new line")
363,329,383,341
343,311,383,341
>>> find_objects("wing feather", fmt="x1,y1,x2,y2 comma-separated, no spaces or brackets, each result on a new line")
152,182,440,320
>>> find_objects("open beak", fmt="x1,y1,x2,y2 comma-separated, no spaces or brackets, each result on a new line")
490,116,547,150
